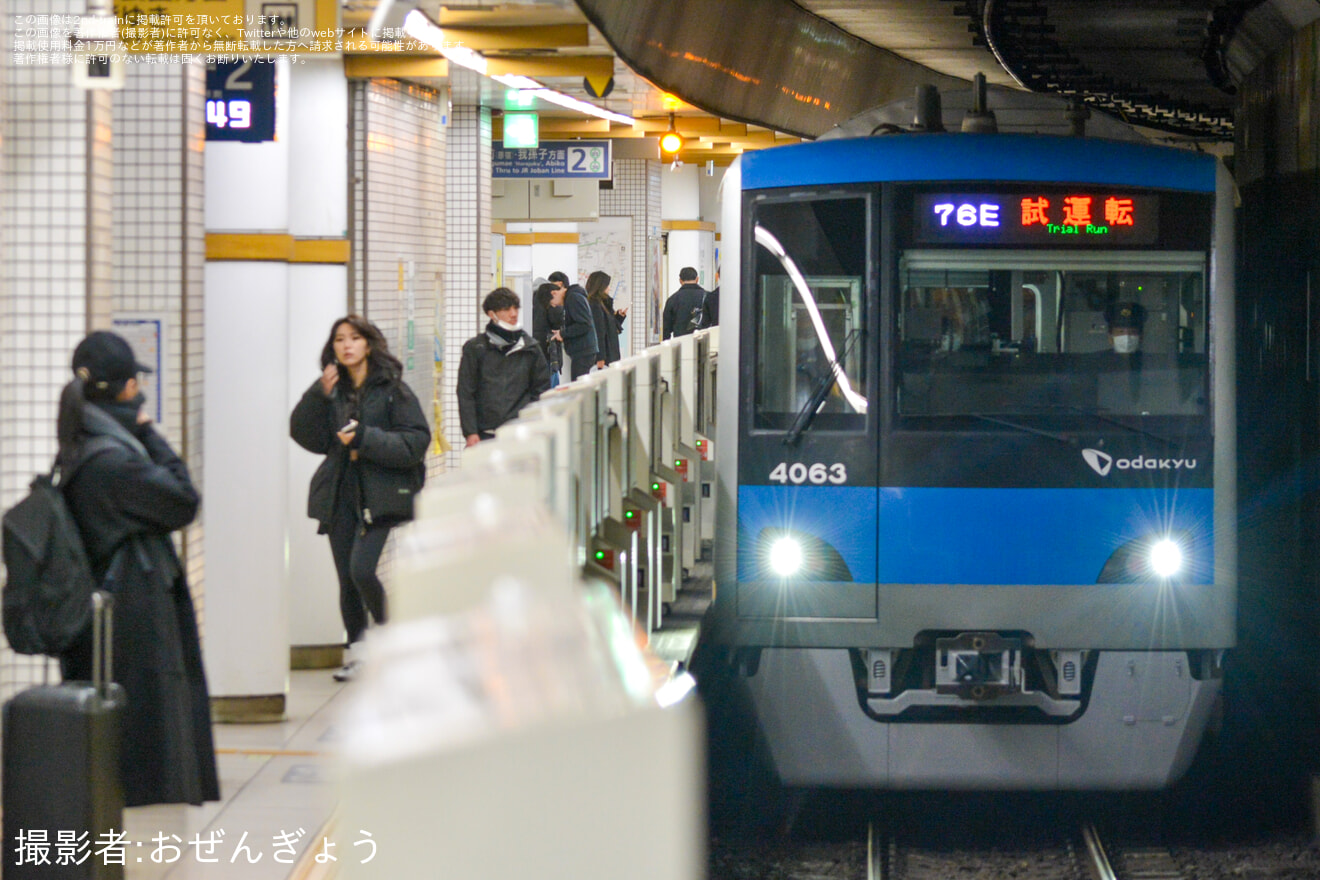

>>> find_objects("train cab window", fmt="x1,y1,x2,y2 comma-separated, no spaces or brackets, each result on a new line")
897,252,1208,422
750,197,868,431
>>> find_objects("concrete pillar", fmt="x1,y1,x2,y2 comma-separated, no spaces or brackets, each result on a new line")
203,57,294,718
661,164,716,296
285,58,351,666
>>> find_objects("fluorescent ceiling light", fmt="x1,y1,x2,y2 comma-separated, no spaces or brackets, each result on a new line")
404,9,487,74
404,10,634,126
491,74,542,91
525,88,635,125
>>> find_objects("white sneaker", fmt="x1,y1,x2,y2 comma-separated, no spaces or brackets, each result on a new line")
332,659,362,682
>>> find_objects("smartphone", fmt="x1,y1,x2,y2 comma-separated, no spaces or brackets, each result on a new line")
340,419,358,434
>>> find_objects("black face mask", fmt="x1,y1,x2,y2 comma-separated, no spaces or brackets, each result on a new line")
99,393,147,433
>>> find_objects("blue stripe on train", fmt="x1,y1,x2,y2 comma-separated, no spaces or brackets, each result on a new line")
740,133,1218,193
737,485,1214,584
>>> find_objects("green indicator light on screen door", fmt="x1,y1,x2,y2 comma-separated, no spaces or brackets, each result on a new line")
595,551,605,561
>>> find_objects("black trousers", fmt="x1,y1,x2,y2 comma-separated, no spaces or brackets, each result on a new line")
569,353,597,381
327,482,391,646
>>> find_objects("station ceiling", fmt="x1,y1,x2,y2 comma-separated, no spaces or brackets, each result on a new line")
347,1,1320,159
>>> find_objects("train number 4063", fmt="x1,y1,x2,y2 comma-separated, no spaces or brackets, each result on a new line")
768,462,848,485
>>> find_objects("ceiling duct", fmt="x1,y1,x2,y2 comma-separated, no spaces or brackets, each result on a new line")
573,0,964,139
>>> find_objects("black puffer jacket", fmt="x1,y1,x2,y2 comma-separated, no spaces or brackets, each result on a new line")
290,369,431,529
457,328,552,437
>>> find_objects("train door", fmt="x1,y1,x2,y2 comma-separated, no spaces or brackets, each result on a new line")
737,192,879,618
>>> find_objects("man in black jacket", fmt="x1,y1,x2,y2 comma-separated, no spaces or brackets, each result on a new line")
549,270,598,380
662,266,709,339
457,287,552,447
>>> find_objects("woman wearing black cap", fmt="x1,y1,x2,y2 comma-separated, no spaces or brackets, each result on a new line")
289,315,430,682
56,330,220,808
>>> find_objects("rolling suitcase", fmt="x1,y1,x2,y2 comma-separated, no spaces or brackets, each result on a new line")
3,591,125,880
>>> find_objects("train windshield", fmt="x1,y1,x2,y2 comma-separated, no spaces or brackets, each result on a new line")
897,251,1208,421
750,196,868,431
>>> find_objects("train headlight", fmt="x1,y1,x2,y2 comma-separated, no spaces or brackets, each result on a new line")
755,528,854,582
767,537,803,577
1149,538,1184,577
1097,531,1196,584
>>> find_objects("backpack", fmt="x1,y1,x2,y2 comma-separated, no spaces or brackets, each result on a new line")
2,438,111,655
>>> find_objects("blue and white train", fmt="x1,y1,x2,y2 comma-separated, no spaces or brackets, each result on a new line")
705,87,1236,789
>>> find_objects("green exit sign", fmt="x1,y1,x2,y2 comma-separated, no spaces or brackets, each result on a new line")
503,112,539,149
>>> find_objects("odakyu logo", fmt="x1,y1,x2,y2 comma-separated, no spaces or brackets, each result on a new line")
1082,448,1198,477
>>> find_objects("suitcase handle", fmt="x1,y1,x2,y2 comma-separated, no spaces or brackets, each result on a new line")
90,590,113,699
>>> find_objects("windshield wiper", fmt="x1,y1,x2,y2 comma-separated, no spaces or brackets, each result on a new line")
783,329,863,446
1030,403,1178,447
968,414,1075,446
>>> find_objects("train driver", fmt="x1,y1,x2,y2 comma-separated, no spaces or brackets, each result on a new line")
1104,301,1146,354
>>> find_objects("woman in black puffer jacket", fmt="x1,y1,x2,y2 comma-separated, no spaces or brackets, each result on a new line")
290,315,430,681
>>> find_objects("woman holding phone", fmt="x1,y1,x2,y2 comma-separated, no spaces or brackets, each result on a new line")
290,315,430,682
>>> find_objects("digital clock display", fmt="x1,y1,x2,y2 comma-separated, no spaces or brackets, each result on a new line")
914,191,1160,245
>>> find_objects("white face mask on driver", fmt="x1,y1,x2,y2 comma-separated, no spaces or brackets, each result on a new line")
1111,333,1140,354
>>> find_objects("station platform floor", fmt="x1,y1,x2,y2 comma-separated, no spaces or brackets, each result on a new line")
117,571,711,879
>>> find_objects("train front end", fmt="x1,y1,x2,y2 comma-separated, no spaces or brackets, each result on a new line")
709,132,1235,789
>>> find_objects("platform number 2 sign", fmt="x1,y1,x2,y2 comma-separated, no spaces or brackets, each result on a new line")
567,146,605,175
205,60,277,143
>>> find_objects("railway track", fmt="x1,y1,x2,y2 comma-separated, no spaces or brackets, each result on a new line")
870,821,1187,880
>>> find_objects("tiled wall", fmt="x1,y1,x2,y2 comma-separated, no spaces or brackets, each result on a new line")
0,2,114,694
348,78,445,467
600,158,664,352
112,61,208,629
347,77,447,587
442,85,492,468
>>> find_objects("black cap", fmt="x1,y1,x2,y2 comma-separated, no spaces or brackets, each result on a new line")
72,331,153,389
1105,301,1146,331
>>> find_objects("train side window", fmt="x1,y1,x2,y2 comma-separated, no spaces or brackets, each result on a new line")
751,197,868,431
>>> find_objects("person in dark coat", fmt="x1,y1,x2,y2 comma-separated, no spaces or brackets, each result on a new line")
703,266,720,328
662,266,709,339
549,270,598,381
586,269,627,367
56,330,220,808
530,278,565,387
290,315,431,682
457,287,552,446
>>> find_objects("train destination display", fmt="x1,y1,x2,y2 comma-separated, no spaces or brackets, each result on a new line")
915,191,1160,245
